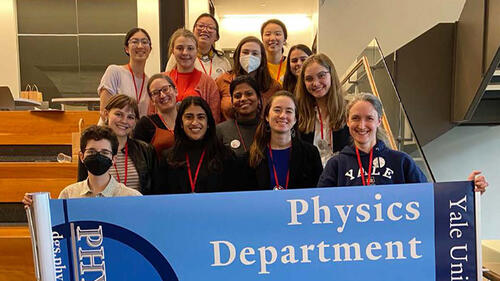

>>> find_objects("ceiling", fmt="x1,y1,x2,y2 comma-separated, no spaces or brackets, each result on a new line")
212,0,317,16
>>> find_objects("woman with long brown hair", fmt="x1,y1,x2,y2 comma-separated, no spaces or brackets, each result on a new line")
216,36,281,120
296,53,351,166
249,91,322,190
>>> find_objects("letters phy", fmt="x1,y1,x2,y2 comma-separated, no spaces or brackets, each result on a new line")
210,193,423,274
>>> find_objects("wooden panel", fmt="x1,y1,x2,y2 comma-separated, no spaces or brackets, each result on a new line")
0,226,35,281
0,111,99,145
485,1,500,74
0,162,77,202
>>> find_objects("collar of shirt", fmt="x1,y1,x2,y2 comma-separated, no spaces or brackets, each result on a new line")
79,175,118,197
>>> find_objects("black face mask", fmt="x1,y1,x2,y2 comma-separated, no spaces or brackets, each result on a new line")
83,153,113,176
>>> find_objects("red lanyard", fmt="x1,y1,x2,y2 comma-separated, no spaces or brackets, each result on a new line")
113,143,128,185
127,64,145,102
234,120,247,152
157,114,174,132
317,106,325,140
268,144,290,189
186,150,206,193
355,146,373,186
198,58,212,76
276,57,284,81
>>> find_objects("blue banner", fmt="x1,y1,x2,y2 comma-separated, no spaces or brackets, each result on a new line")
47,182,478,281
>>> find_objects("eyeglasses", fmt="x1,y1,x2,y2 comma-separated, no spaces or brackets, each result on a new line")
128,38,150,46
151,85,175,97
84,149,113,158
195,23,216,32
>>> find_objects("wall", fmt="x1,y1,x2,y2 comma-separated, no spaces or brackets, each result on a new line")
185,0,208,31
138,0,161,74
318,0,466,75
0,0,160,99
0,0,20,98
423,126,500,239
217,14,315,53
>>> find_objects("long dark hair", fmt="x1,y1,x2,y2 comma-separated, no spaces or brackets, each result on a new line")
249,91,300,168
232,36,273,92
283,44,313,93
167,96,231,172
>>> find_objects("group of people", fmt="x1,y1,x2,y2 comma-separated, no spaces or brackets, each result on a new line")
23,14,488,205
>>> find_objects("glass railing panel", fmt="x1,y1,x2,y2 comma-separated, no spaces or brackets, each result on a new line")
340,39,435,182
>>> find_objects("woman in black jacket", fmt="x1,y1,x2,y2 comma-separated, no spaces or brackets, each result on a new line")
249,90,323,190
78,94,158,195
156,96,248,194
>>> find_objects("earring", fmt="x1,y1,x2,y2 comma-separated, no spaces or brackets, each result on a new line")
291,128,296,138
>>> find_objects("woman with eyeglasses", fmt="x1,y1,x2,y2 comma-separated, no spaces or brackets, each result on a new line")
156,96,246,194
78,94,158,194
134,74,177,155
249,91,323,190
261,19,288,85
282,44,313,94
165,28,221,123
165,13,231,80
216,36,281,120
296,54,351,167
216,75,261,156
98,27,153,120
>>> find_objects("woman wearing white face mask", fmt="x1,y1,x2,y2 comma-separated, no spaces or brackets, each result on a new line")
216,36,282,120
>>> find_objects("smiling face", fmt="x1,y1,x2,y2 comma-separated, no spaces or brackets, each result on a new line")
262,23,285,55
125,31,151,62
105,106,137,138
289,49,309,77
149,78,177,113
193,16,218,49
173,36,197,72
266,95,296,135
182,105,208,141
347,100,381,151
232,83,259,119
303,62,331,100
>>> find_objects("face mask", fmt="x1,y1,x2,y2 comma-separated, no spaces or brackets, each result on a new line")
83,153,113,176
239,54,261,73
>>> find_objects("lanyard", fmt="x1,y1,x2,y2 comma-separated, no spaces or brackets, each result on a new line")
234,120,247,152
276,57,284,81
198,58,212,76
113,142,128,185
268,144,290,190
157,114,174,132
127,64,145,102
186,150,206,193
317,106,325,140
355,146,373,186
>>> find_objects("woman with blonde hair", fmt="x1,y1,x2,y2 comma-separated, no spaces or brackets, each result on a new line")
164,28,220,122
296,53,351,166
318,92,488,193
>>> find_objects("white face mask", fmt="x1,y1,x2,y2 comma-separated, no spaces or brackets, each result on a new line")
239,54,261,73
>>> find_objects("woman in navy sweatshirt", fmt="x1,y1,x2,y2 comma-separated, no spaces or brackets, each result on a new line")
317,92,488,192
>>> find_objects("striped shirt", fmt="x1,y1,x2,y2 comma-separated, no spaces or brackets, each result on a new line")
109,147,140,191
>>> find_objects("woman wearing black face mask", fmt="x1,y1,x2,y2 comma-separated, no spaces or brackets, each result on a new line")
22,126,141,205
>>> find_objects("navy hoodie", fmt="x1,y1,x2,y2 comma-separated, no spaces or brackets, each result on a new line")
317,140,427,187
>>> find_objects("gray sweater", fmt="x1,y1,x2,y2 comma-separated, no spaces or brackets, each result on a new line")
216,118,259,157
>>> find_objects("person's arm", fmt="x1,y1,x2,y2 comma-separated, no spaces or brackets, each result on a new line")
317,157,339,187
216,75,234,120
203,78,221,123
310,146,324,187
99,89,113,121
467,170,488,194
133,116,156,143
